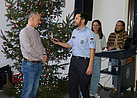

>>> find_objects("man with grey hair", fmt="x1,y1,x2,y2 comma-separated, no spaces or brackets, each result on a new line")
20,12,47,98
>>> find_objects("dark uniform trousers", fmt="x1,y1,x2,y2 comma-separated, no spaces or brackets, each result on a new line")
69,56,91,98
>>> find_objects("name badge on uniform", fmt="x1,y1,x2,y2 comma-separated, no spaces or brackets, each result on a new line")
90,37,94,44
72,36,75,39
80,38,84,44
80,40,84,44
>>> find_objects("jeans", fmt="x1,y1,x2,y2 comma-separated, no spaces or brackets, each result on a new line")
89,56,101,95
111,59,125,88
21,60,42,98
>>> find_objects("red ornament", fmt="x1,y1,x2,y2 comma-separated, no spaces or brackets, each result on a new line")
47,52,49,54
8,5,11,8
5,47,7,49
3,42,6,44
27,11,30,13
46,75,48,77
14,25,16,28
17,3,19,6
39,3,41,5
62,67,65,70
12,51,14,53
54,15,56,18
48,57,50,59
42,20,44,22
43,15,45,17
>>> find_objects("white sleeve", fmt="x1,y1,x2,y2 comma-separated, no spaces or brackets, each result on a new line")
101,35,107,48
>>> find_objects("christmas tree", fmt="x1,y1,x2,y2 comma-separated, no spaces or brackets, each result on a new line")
1,0,74,97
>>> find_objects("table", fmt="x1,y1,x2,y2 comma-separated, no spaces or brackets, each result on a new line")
95,48,136,98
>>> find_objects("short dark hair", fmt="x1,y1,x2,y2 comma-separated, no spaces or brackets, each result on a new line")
79,12,89,25
28,11,38,20
117,20,125,28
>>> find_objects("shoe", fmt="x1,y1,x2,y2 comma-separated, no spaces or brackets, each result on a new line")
109,90,124,97
89,93,101,98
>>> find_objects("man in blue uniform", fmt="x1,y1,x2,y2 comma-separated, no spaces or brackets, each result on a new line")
51,13,96,98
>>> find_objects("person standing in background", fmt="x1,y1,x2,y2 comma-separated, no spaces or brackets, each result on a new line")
107,20,128,97
89,20,107,98
51,13,96,98
20,12,47,98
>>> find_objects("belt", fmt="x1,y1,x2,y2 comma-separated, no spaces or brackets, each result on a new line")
72,55,89,59
23,58,41,63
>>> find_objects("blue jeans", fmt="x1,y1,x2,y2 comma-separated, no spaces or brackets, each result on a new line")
21,60,42,98
89,56,101,95
111,59,125,88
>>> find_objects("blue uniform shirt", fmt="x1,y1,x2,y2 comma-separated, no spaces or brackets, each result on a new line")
67,26,96,58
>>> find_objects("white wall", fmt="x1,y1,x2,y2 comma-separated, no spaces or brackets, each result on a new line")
0,0,13,68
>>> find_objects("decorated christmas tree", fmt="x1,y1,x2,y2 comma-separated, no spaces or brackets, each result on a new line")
0,0,74,97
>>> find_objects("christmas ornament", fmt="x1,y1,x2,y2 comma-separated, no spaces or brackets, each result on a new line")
14,25,16,28
47,52,50,54
55,59,58,62
27,11,30,13
3,41,6,44
48,57,50,59
57,24,60,28
5,47,7,49
35,1,37,5
47,12,50,15
8,5,11,8
62,67,65,70
54,15,56,18
39,3,41,6
42,20,44,22
50,0,52,4
43,15,45,17
47,68,49,71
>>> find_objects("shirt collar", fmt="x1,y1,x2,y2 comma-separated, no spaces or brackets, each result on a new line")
76,26,86,32
27,24,35,30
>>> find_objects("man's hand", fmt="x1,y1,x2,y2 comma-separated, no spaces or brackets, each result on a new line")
108,46,114,51
51,38,59,44
42,55,47,66
86,65,93,75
